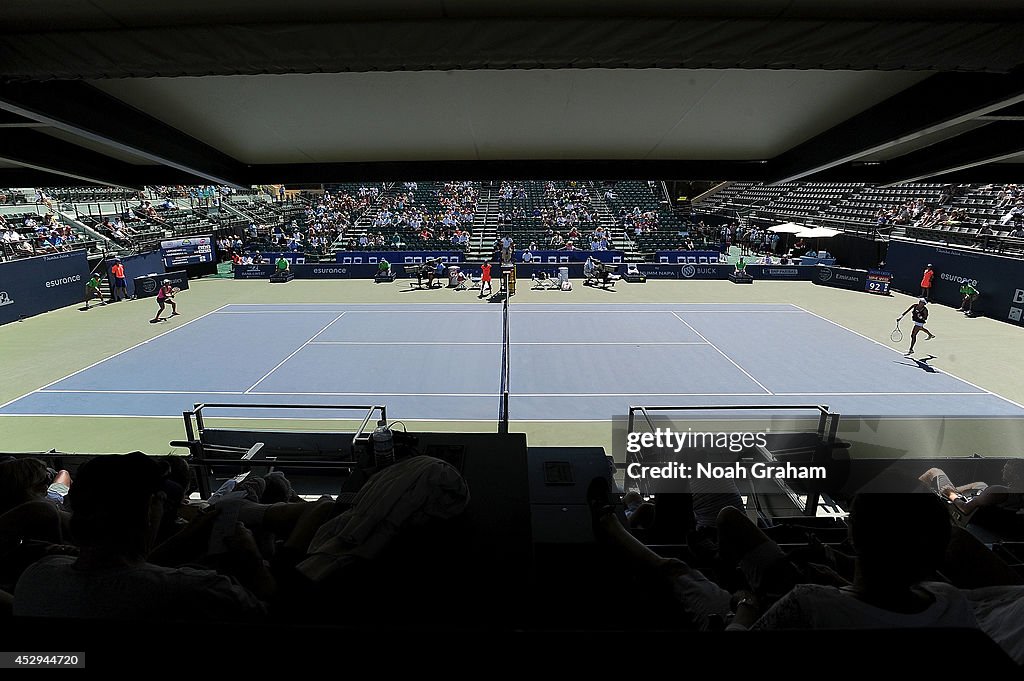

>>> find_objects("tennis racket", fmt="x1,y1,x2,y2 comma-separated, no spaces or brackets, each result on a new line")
171,287,181,295
890,318,903,343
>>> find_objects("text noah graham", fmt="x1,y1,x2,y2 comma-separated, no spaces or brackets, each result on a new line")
626,461,827,480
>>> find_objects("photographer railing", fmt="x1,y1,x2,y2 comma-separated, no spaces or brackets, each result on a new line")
182,402,386,443
175,402,388,497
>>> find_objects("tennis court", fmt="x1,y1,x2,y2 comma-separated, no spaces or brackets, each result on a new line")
2,302,1022,423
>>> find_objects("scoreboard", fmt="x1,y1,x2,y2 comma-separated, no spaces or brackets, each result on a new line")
865,269,893,295
160,235,215,269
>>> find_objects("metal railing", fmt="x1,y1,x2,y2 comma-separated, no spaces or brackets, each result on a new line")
181,402,387,442
176,402,387,497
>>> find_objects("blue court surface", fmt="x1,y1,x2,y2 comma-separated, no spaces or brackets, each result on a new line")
2,303,1023,422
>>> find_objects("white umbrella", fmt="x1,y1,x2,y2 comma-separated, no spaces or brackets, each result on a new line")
795,227,841,238
769,222,805,234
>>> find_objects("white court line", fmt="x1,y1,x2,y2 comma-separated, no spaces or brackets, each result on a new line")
247,391,765,397
0,304,231,412
308,341,501,345
6,412,1020,423
488,310,802,314
790,304,1024,412
772,392,989,396
0,414,186,419
220,308,497,313
214,310,374,315
243,312,347,394
670,312,774,395
668,310,807,314
250,391,494,397
516,341,710,345
221,302,795,306
28,389,993,397
39,390,245,395
0,412,616,423
215,307,799,315
306,341,709,346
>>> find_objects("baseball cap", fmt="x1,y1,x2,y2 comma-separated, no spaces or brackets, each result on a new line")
162,279,170,284
919,298,928,304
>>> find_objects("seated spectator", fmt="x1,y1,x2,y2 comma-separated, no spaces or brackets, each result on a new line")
0,458,71,516
296,455,469,584
728,486,976,632
919,460,1023,517
0,458,75,586
13,453,269,621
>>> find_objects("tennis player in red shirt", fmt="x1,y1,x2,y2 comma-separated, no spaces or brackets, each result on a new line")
479,262,492,299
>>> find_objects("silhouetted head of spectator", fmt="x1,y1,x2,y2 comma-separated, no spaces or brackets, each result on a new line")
154,456,191,540
0,457,53,514
160,456,191,499
67,452,168,557
1002,460,1024,490
849,473,950,586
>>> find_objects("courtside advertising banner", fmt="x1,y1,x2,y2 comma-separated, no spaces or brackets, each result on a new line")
0,250,90,325
886,239,1024,326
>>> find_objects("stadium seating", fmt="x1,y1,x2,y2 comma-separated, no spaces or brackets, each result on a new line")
0,211,101,260
337,181,478,253
696,182,1024,256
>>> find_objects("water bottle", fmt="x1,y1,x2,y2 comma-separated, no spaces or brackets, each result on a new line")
373,425,395,468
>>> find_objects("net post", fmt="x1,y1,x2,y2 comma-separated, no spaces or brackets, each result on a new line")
499,391,509,434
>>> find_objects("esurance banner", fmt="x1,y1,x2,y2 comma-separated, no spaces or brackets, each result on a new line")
0,250,90,325
886,239,1024,326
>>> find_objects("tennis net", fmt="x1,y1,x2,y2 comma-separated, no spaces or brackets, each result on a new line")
498,273,511,433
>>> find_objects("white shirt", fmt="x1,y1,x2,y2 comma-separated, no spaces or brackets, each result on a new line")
749,582,978,631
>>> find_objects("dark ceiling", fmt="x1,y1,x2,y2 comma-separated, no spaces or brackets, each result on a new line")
3,2,1024,188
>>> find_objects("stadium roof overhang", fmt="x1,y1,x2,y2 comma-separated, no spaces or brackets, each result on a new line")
3,1,1024,188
